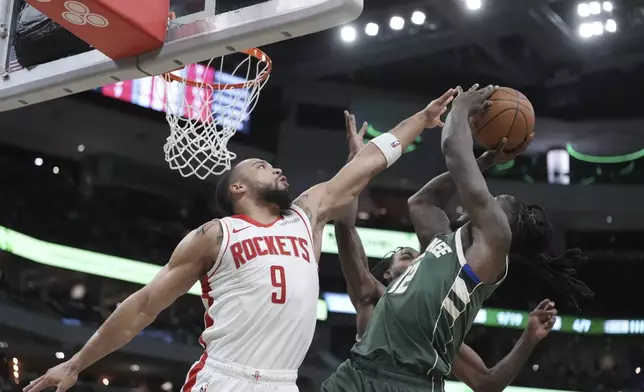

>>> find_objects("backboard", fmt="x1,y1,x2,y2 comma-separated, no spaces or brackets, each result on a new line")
0,0,362,112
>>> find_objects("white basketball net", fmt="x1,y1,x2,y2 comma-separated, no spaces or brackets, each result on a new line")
157,50,271,179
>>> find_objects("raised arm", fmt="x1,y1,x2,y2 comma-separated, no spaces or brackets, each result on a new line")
409,140,529,251
334,116,384,337
440,84,511,283
408,155,495,251
452,300,557,392
294,88,456,232
24,221,224,392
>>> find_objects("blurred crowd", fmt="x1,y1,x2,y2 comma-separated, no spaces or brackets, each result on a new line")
1,144,644,392
462,326,644,392
0,146,198,265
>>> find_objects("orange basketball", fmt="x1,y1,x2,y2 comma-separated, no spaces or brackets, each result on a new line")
470,87,535,151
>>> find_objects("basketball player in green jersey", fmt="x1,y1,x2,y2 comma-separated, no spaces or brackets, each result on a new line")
322,85,593,392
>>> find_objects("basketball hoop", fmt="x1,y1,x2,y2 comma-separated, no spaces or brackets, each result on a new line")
157,47,272,179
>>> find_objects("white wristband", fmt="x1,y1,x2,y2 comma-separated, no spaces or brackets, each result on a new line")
369,133,403,167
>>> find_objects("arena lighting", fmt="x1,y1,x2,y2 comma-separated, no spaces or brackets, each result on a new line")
77,144,85,152
465,0,482,11
389,15,405,30
101,378,110,386
130,364,140,372
606,18,617,32
577,2,590,16
70,283,86,299
566,143,644,163
161,382,173,391
339,25,357,42
55,352,65,359
410,10,426,25
34,157,43,166
603,1,613,12
578,1,612,17
636,366,641,374
12,357,19,384
53,166,60,175
364,22,379,36
578,21,605,37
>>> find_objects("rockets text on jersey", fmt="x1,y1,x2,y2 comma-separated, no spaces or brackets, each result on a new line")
193,205,319,372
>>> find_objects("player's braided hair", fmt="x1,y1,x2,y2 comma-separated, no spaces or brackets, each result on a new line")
509,200,594,310
369,246,403,286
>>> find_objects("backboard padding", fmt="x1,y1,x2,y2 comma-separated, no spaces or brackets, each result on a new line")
0,0,362,112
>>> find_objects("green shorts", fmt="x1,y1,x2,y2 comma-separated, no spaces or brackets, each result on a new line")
321,357,444,392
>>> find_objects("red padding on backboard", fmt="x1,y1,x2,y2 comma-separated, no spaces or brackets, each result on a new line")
26,0,169,60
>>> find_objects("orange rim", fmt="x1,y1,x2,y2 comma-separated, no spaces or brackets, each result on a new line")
162,48,272,89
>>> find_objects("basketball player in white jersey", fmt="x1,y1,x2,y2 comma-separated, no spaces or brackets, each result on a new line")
24,88,456,392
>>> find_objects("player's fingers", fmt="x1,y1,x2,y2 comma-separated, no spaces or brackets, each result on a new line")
358,121,368,137
493,137,508,152
25,379,50,392
437,120,445,128
479,85,496,100
531,309,549,317
478,100,492,113
437,88,456,104
515,133,534,155
468,83,480,92
443,94,455,107
455,86,464,95
536,299,551,309
23,376,45,392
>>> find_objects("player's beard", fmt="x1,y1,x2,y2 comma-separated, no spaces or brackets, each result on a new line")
257,184,292,211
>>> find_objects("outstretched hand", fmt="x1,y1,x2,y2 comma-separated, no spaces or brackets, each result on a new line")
344,110,368,157
424,88,457,128
480,134,534,165
453,84,497,116
525,299,558,342
23,361,79,392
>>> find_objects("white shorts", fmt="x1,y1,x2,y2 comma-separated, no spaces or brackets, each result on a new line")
181,354,299,392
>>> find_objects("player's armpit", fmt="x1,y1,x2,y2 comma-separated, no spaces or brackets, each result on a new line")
66,220,223,373
408,195,452,252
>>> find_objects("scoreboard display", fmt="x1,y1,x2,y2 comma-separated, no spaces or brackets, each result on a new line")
97,63,251,133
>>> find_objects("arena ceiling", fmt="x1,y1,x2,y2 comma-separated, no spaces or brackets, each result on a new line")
268,0,644,118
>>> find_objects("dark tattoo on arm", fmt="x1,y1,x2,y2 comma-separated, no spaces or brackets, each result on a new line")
196,220,220,237
294,194,314,222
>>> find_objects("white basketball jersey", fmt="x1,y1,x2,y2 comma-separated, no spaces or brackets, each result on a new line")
198,205,319,370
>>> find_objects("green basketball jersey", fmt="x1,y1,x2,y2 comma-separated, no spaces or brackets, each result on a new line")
351,227,507,378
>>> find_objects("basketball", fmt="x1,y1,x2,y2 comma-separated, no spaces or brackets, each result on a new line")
470,87,535,151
